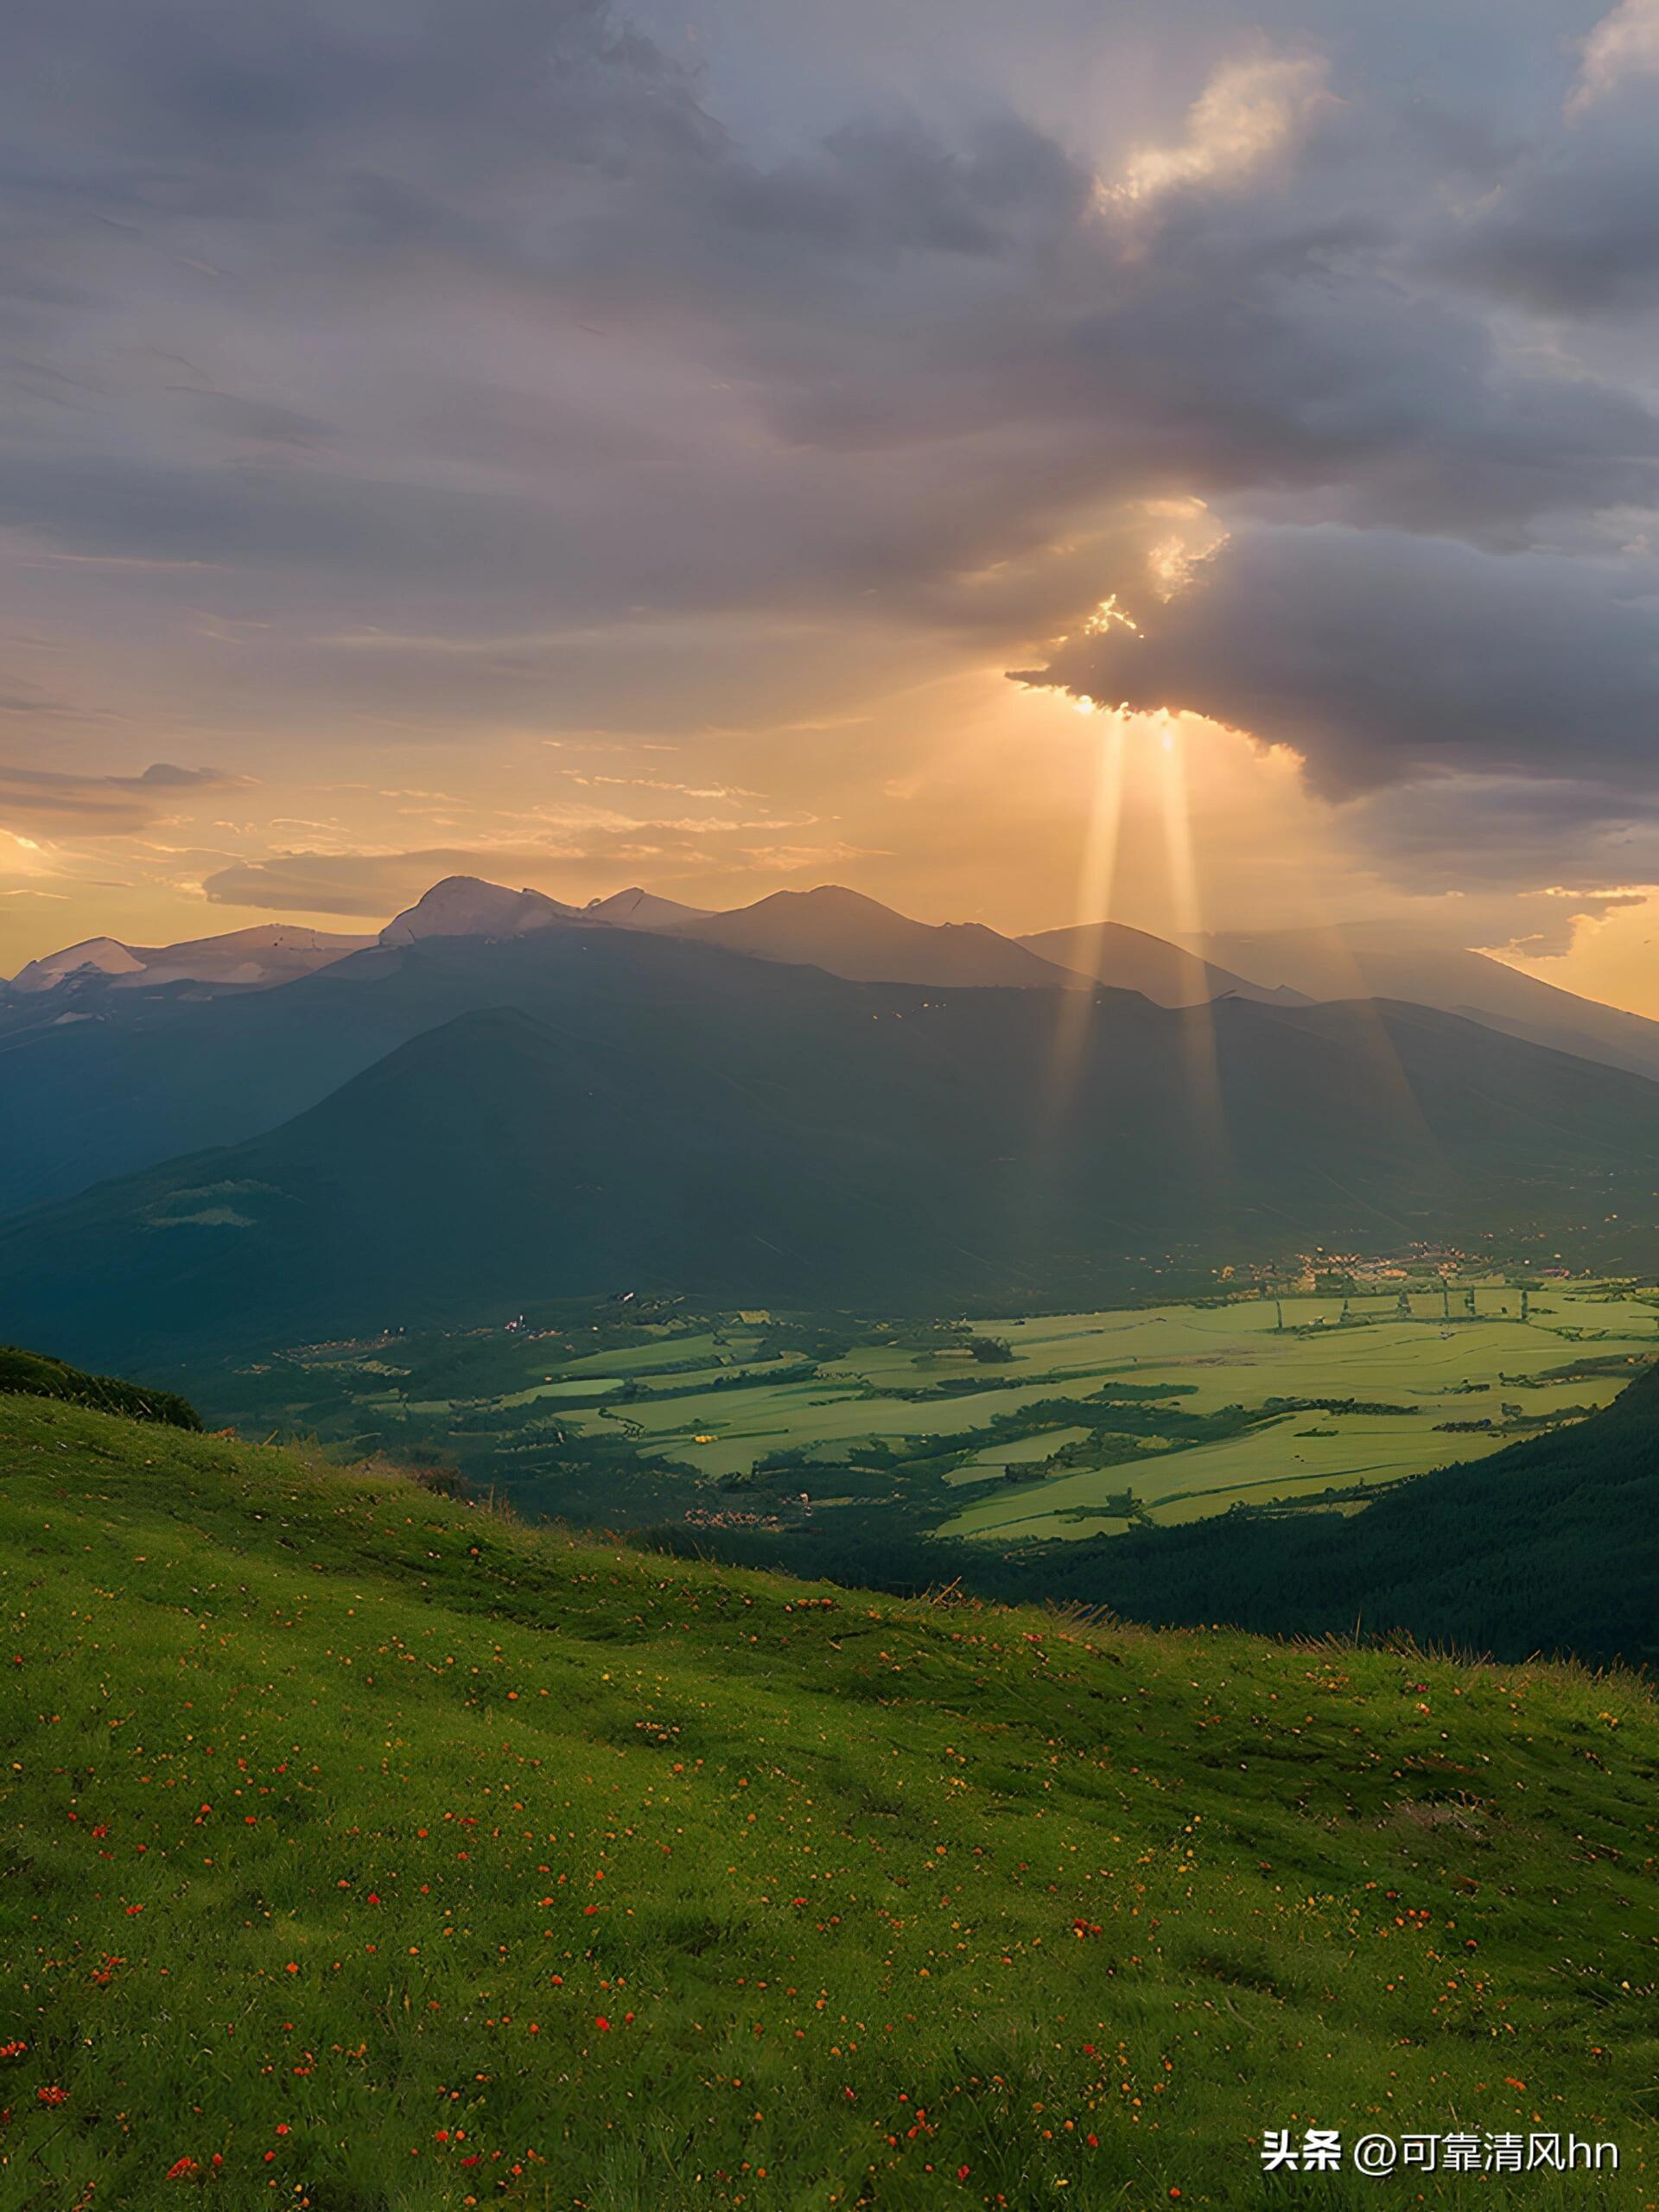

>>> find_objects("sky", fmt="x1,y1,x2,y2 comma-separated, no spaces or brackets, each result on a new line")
3,0,1659,1009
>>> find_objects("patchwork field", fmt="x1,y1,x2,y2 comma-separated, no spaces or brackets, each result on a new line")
210,1279,1659,1562
935,1289,1658,1539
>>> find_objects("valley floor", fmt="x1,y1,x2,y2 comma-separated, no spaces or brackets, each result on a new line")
209,1280,1659,1571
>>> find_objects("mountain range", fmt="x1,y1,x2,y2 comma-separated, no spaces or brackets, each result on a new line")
3,917,1657,1372
10,877,1657,1088
4,872,1658,1374
9,922,373,995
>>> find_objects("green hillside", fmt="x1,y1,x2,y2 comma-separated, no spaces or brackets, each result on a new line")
2,1393,1655,2209
0,1344,200,1433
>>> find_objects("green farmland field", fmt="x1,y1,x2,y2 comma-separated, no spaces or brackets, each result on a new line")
935,1288,1659,1539
212,1279,1659,1562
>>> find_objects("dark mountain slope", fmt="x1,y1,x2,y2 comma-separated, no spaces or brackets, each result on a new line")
0,919,1072,1222
6,900,1658,1240
3,974,1656,1373
0,940,427,1217
0,925,880,1217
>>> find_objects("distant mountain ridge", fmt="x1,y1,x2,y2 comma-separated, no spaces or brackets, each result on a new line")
378,876,580,944
2,877,1073,996
669,885,1078,988
1016,919,1291,1007
584,886,712,929
4,928,1656,1371
9,923,372,995
10,879,1658,1092
1192,921,1659,1084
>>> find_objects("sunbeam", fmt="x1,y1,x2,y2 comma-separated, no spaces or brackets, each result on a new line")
1154,714,1230,1179
1045,708,1128,1092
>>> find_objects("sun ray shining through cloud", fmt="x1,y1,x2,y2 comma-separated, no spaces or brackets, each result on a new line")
1155,715,1230,1178
1,0,1657,1013
1041,709,1128,1096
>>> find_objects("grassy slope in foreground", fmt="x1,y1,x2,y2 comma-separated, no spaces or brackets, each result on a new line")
2,1398,1655,2211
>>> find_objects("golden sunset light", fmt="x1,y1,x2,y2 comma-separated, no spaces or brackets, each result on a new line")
4,4,1659,2200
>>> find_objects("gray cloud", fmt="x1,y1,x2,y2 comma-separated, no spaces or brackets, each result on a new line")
1338,773,1659,912
1013,525,1659,799
201,816,804,915
0,760,249,830
200,849,562,917
6,5,1654,579
119,762,240,790
1433,88,1659,317
4,0,1659,894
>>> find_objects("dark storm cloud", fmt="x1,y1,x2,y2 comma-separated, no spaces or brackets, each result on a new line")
1444,145,1659,315
1341,776,1659,912
1011,526,1659,797
4,0,1659,865
1,0,712,197
1429,70,1659,319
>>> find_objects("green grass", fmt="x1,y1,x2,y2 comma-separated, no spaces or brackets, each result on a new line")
4,1393,1656,2209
